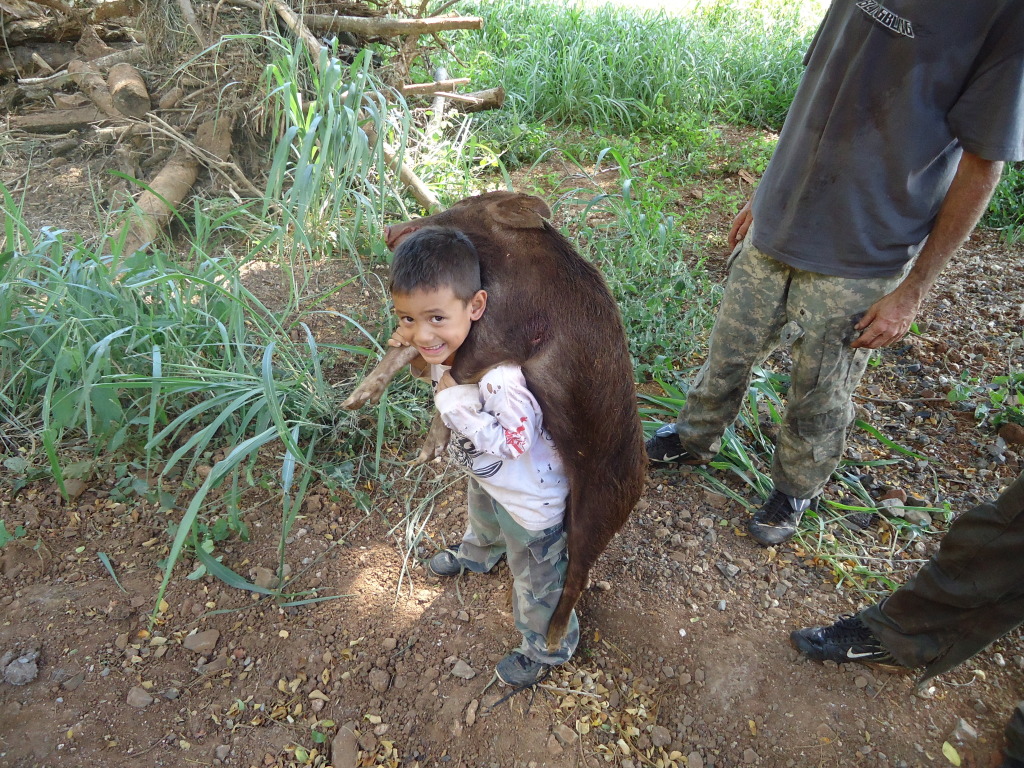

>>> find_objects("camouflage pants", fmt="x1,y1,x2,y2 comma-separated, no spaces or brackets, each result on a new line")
858,471,1024,758
453,477,579,665
676,235,905,499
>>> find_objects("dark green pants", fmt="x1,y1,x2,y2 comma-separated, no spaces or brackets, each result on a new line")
859,471,1024,759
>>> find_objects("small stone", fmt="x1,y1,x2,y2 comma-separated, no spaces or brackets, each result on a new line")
553,722,577,745
466,699,479,727
61,672,86,691
200,654,229,675
368,668,391,693
115,633,130,650
903,509,932,527
879,488,907,503
546,734,564,755
998,423,1024,446
950,718,978,742
3,654,39,686
854,675,869,689
716,561,740,579
595,581,612,591
743,748,760,763
687,752,704,768
183,629,220,654
382,638,398,651
331,722,358,767
215,745,231,760
651,725,671,748
993,652,1007,668
251,567,278,590
127,685,154,708
456,611,470,622
716,600,727,611
450,660,476,680
63,478,88,499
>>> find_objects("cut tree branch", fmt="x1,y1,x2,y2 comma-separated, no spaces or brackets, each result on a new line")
301,13,482,38
400,77,470,96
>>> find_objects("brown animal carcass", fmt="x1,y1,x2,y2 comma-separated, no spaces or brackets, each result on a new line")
343,191,646,651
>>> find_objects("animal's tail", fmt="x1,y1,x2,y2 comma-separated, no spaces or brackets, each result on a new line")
544,469,639,651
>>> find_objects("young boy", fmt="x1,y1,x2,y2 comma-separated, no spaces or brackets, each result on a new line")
387,226,579,689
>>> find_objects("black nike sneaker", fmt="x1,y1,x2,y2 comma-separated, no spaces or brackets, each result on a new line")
645,424,707,465
790,614,905,670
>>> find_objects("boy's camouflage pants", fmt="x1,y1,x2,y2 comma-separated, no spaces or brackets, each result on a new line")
675,235,905,499
453,477,579,665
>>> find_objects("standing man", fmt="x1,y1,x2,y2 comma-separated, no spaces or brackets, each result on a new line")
647,0,1024,546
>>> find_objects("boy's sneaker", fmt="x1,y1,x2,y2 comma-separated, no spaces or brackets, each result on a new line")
645,424,707,465
427,547,464,576
791,614,905,670
495,651,552,688
748,490,813,546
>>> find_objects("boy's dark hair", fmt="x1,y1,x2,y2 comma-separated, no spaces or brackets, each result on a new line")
389,227,481,302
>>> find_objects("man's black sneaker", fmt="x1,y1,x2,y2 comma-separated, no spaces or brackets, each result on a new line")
791,614,905,670
645,424,707,465
748,489,813,546
427,547,464,576
495,651,552,688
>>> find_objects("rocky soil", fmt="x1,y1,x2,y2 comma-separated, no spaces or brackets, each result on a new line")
2,147,1024,768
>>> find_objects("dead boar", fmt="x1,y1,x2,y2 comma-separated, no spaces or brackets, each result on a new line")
343,191,646,651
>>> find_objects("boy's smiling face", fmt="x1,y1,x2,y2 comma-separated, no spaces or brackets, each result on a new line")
392,286,487,366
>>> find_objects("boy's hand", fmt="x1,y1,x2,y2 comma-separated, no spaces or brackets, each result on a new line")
388,329,411,348
435,371,457,391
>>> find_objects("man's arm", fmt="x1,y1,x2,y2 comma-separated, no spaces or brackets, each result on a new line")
852,150,1004,349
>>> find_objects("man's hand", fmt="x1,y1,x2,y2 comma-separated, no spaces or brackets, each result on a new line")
435,371,457,392
728,199,753,249
851,286,921,349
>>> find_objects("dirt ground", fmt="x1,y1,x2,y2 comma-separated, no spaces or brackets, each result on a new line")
2,134,1024,768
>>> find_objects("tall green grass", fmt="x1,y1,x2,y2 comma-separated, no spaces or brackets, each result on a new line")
439,0,821,163
0,37,439,605
985,161,1024,243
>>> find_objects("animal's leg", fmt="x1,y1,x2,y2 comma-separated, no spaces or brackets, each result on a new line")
412,411,451,465
341,345,419,409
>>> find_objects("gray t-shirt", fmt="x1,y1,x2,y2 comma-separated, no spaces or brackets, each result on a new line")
752,0,1024,279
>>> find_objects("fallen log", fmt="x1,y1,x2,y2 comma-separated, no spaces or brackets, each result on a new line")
400,77,470,96
301,13,482,38
118,116,234,256
8,106,104,132
0,42,75,78
107,62,150,118
68,58,121,117
1,8,142,44
450,86,505,113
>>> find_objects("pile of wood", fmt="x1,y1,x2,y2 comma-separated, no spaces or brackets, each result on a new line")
1,0,503,253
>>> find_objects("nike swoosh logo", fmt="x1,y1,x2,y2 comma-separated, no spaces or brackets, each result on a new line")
846,648,878,659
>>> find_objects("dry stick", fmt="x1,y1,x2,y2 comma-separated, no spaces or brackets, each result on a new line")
67,59,122,117
300,13,482,37
145,113,267,202
268,0,440,211
8,106,106,133
400,77,470,95
176,0,209,47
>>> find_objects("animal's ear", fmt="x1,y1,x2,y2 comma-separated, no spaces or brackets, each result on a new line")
486,194,551,230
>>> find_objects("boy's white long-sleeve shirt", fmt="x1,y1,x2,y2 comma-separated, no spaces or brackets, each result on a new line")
431,363,567,531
